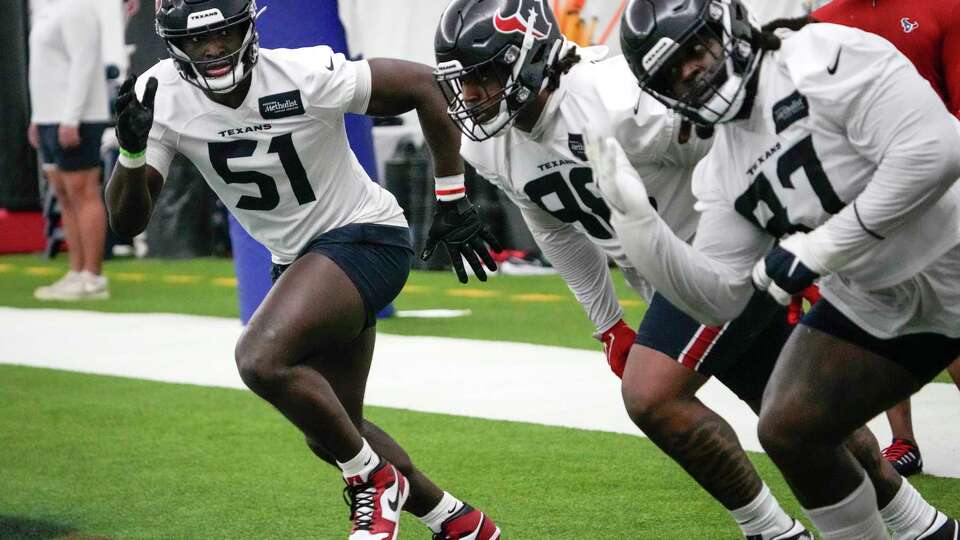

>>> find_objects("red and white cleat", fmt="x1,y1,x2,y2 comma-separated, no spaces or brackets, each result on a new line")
434,503,501,540
882,438,923,477
343,461,409,540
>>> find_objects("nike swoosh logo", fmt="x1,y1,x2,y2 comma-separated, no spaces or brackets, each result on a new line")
827,47,842,75
326,57,334,71
447,504,459,514
363,456,372,466
386,481,401,512
463,514,485,540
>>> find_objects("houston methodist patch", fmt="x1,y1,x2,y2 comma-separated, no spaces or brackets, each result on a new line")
772,91,809,134
259,90,305,119
568,133,587,161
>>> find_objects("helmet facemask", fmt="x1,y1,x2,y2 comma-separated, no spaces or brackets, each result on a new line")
435,5,562,142
638,0,761,125
158,2,264,94
436,44,530,142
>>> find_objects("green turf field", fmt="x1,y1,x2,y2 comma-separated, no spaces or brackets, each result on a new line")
1,254,958,539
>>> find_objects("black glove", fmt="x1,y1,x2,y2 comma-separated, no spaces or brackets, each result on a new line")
420,196,502,283
752,242,821,306
115,74,158,154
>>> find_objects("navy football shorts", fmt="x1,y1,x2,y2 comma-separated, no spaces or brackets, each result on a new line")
270,223,413,330
38,123,107,171
801,298,960,384
635,292,793,402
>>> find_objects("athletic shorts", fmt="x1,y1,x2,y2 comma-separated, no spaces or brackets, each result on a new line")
37,123,107,171
635,292,792,402
270,223,413,330
802,298,960,384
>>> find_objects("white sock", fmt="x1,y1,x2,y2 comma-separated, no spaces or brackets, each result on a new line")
805,474,889,540
731,483,796,538
337,438,380,481
420,491,464,533
880,478,940,540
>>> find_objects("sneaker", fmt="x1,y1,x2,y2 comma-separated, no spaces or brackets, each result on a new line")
34,271,85,301
81,272,110,300
434,503,501,540
917,512,958,539
343,461,409,540
882,438,923,476
746,520,813,540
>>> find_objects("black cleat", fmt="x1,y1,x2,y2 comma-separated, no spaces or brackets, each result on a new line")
918,513,959,540
745,519,813,540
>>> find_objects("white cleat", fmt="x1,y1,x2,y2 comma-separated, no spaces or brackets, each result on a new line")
81,273,110,300
34,271,84,301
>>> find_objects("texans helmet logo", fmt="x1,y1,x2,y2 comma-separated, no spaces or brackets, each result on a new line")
493,0,553,39
900,17,919,33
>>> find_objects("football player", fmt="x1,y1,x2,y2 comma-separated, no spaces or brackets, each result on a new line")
104,1,501,539
806,0,960,479
599,0,960,538
436,1,811,538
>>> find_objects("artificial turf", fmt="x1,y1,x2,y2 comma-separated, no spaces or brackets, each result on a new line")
1,254,958,539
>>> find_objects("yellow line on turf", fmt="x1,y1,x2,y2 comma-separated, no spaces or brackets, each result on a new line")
0,264,13,272
25,266,58,276
211,277,237,287
111,272,148,282
162,274,204,284
512,293,563,302
445,289,500,298
619,300,642,307
401,285,429,293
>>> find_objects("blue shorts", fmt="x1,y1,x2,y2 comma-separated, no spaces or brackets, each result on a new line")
635,292,792,402
270,223,413,330
38,123,107,171
801,298,960,384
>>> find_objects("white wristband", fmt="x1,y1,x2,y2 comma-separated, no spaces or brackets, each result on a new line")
435,174,466,201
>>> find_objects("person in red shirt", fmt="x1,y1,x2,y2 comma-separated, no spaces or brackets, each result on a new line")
814,0,960,118
811,0,960,478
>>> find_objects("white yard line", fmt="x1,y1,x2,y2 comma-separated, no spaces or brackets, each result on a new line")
2,307,959,478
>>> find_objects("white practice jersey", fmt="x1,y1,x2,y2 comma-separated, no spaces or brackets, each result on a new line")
461,49,711,332
137,47,407,264
622,24,960,338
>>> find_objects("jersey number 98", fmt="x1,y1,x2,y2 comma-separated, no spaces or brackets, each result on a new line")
524,167,614,239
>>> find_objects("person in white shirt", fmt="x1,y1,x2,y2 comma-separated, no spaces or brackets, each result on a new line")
104,1,501,539
28,0,111,301
435,1,821,538
598,0,960,538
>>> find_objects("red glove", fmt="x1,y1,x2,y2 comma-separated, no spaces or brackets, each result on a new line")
595,319,636,378
787,284,822,325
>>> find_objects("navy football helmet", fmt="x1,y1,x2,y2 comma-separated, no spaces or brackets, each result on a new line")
620,0,762,124
155,0,262,93
434,0,565,141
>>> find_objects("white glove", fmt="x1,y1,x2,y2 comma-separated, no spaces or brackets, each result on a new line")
583,129,655,218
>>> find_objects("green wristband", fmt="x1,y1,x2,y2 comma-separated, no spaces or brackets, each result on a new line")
118,146,146,159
